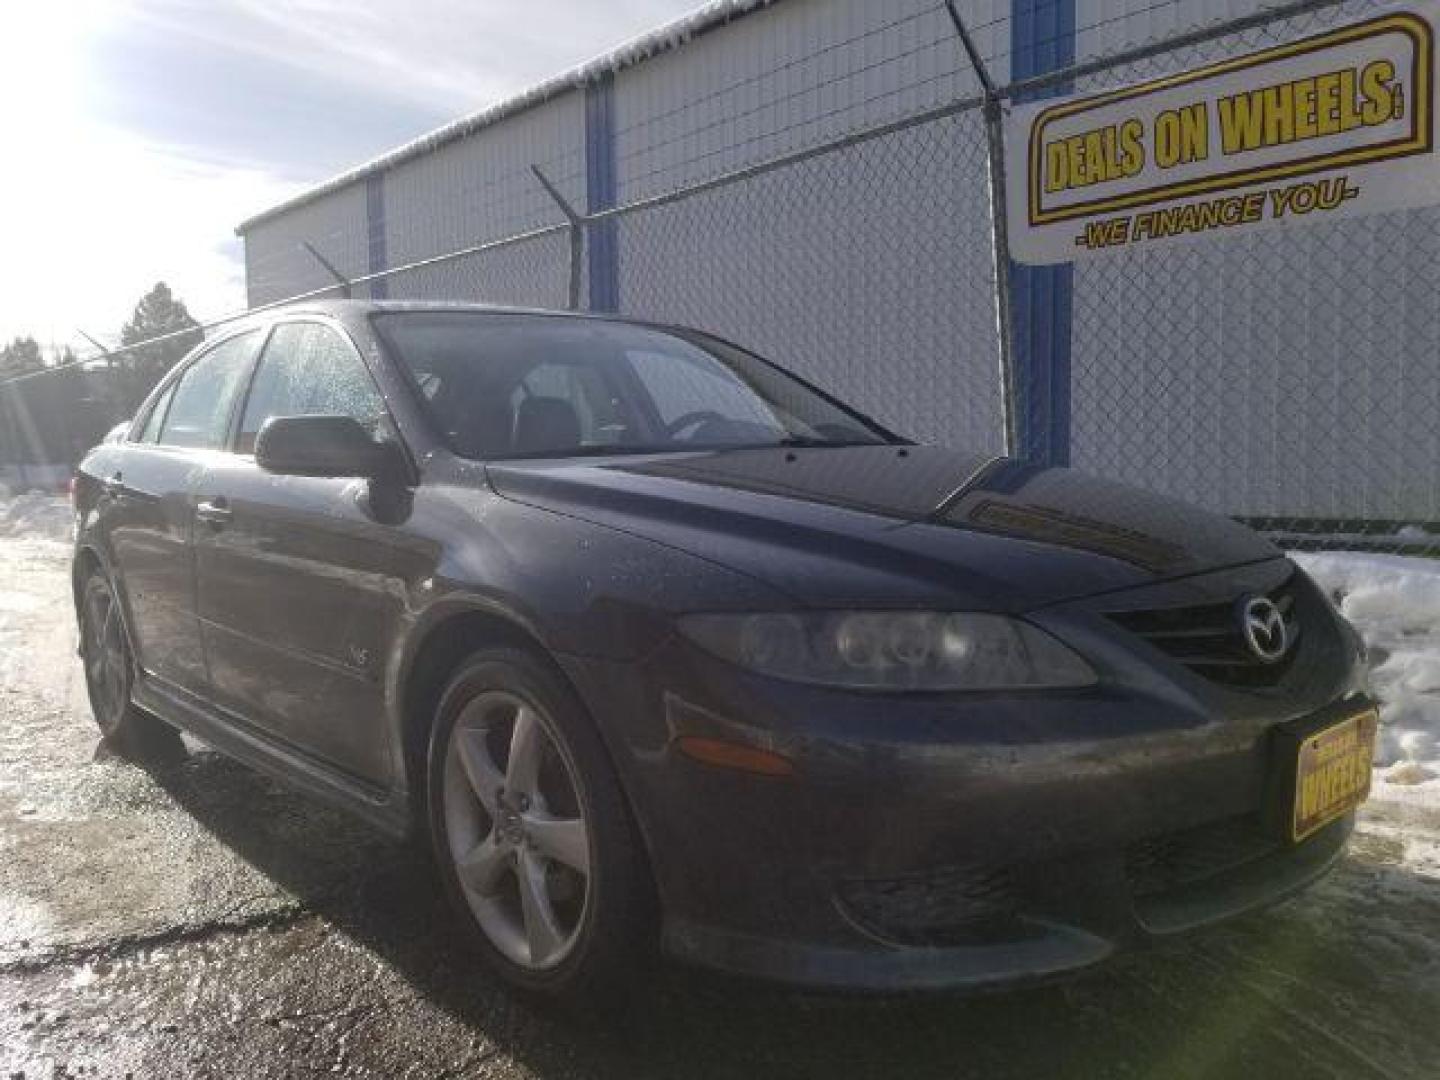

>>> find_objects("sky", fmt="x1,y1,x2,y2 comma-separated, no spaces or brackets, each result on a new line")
0,0,701,356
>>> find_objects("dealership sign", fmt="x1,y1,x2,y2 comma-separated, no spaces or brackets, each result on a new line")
1005,5,1437,263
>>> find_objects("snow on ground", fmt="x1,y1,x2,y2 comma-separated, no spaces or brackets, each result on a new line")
1296,551,1440,803
0,489,74,545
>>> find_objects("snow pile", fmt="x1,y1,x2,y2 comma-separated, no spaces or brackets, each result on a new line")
1295,552,1440,792
0,491,74,543
567,0,781,77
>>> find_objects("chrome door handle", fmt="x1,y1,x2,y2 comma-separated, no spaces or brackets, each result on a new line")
195,499,232,526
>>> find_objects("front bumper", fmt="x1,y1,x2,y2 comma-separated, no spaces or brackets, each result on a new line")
560,559,1371,991
660,813,1352,992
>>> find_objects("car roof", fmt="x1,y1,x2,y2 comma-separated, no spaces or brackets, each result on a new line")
189,300,688,355
258,298,661,327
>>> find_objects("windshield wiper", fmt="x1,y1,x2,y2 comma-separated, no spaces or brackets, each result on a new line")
772,436,880,448
496,438,888,461
496,444,682,460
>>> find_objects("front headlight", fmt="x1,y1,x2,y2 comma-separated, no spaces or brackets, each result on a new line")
676,611,1096,691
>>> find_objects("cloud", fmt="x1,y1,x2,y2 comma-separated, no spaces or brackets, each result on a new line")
0,0,703,351
120,0,705,118
0,121,301,347
0,3,299,345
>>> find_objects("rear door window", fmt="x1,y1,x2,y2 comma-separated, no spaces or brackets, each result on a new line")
157,332,259,450
237,322,386,454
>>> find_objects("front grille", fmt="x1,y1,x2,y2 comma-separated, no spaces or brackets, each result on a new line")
1126,814,1279,899
836,863,1021,947
1107,574,1301,688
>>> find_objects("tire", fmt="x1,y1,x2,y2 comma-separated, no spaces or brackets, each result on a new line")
426,647,654,1001
78,570,184,759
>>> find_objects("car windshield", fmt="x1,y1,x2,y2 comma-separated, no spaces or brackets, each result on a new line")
372,312,896,460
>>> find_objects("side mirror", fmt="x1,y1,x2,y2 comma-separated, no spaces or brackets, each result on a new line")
254,415,402,481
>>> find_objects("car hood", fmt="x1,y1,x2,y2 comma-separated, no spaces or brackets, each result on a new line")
485,445,1279,611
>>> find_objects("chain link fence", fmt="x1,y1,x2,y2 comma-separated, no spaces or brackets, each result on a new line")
1061,0,1438,555
607,106,1003,449
380,228,576,311
2,0,1434,557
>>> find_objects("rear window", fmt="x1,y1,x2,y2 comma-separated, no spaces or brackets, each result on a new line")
134,381,177,444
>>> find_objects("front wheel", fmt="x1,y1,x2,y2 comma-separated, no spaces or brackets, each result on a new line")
427,648,654,1000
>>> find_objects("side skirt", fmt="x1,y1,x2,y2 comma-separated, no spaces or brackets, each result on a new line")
132,675,413,839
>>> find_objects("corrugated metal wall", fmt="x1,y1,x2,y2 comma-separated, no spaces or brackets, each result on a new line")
1073,0,1293,63
610,0,1005,203
380,94,585,308
244,184,369,305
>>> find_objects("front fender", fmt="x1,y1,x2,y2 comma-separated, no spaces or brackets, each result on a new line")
379,485,791,818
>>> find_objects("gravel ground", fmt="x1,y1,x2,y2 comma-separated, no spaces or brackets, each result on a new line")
2,532,1438,1079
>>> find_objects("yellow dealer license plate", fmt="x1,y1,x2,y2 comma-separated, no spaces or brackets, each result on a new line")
1292,709,1378,842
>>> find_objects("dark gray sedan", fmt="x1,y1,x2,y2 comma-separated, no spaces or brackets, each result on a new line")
72,301,1376,999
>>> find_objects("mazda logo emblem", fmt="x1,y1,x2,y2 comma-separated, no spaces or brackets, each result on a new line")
1240,596,1289,663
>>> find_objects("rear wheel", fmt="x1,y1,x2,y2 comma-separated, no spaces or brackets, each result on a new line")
427,648,653,1000
78,571,182,756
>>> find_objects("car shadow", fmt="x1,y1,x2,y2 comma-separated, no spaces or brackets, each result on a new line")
135,742,1438,1080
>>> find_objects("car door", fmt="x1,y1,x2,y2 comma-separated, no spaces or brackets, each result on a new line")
102,331,261,695
192,318,425,785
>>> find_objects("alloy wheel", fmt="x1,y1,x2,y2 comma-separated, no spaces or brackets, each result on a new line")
442,690,592,970
82,580,129,732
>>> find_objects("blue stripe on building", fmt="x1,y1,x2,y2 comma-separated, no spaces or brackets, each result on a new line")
1010,0,1075,465
365,173,388,300
584,73,620,312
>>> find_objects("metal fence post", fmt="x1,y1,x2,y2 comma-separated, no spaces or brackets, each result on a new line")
1004,0,1076,468
567,222,584,312
584,73,620,313
365,174,389,301
944,1,1018,458
530,166,585,311
298,241,352,299
980,101,1019,460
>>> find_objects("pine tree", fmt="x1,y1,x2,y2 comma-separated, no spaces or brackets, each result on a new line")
0,336,44,380
118,282,203,400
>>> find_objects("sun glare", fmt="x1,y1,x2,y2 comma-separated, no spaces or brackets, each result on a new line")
0,2,293,349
